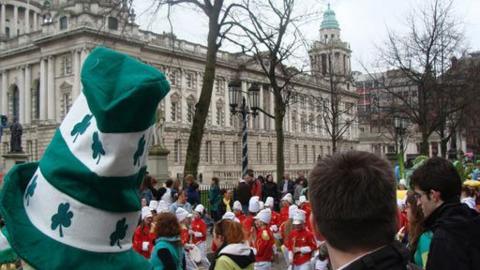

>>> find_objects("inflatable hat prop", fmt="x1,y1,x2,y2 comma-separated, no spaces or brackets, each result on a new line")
0,47,170,270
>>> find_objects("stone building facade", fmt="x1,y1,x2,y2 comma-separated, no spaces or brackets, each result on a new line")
0,0,358,184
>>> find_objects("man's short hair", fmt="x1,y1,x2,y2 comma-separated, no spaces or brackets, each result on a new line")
308,151,397,251
247,169,254,177
410,157,461,202
165,179,173,188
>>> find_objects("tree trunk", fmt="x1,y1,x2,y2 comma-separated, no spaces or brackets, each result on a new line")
420,129,430,156
183,10,220,178
274,91,285,181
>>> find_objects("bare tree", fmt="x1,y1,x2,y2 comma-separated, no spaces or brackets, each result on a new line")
226,0,317,179
148,0,239,177
374,0,464,155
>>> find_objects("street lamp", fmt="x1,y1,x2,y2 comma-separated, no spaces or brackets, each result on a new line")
229,81,274,177
394,116,407,181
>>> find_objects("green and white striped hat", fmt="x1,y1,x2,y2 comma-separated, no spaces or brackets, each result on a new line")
0,47,170,269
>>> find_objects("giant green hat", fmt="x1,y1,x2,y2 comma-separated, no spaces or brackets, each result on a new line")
0,47,170,269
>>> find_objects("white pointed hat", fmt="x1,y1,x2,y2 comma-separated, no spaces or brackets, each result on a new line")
156,200,169,213
248,196,260,213
149,200,159,211
141,206,153,220
264,197,274,208
282,193,293,204
176,207,192,222
233,200,242,211
0,47,170,270
289,205,299,219
293,209,306,225
222,211,239,222
254,208,272,224
194,204,205,214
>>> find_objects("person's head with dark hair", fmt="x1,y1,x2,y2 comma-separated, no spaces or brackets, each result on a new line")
212,177,219,186
266,174,274,183
177,189,187,204
308,151,397,266
410,157,462,218
165,179,173,188
405,191,425,252
152,212,181,246
247,169,254,178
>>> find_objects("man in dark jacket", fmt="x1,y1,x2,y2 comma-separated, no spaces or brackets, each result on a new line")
235,177,251,214
309,151,413,270
277,173,295,198
411,157,480,270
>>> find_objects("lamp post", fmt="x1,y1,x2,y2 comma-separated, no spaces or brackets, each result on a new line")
228,81,274,177
394,116,407,180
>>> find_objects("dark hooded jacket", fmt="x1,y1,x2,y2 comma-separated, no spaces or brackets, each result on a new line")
342,241,418,270
423,202,480,270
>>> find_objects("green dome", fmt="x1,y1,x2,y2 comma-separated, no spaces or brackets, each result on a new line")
320,4,340,30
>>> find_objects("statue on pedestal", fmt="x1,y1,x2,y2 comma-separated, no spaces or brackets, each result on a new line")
10,118,23,153
153,109,166,148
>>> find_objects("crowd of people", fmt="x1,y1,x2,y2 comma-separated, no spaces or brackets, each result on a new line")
130,152,480,270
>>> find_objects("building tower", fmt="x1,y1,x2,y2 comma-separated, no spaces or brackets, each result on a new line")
309,4,352,89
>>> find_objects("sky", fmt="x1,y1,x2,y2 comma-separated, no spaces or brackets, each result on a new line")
132,0,480,72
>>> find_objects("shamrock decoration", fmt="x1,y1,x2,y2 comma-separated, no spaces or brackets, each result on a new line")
133,135,146,166
71,114,93,143
110,218,128,249
24,175,38,206
91,131,106,165
51,203,74,238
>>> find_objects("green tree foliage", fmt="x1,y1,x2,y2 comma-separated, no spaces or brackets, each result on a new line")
91,131,106,165
109,217,128,249
71,114,93,143
51,203,74,238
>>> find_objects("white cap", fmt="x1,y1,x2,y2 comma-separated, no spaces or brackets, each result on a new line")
281,193,293,204
175,207,192,222
293,209,306,225
233,200,242,211
222,211,239,222
288,205,299,219
141,206,152,220
399,179,407,186
254,208,272,224
194,204,205,214
149,200,159,211
249,196,260,213
265,197,274,208
156,200,169,213
299,195,307,205
258,201,264,211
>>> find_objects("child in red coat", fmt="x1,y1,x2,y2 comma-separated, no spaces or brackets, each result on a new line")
132,207,156,258
191,204,210,268
233,200,247,223
284,209,317,270
253,208,275,270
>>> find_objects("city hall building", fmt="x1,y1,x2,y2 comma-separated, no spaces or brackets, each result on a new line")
0,0,358,183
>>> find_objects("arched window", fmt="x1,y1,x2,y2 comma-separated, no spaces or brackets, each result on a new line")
108,17,118,30
59,16,68,30
170,93,181,122
186,95,196,123
216,99,224,127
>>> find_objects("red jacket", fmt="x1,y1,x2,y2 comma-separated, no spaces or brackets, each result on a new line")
132,224,155,258
254,228,275,262
180,225,190,245
251,179,262,198
191,217,207,244
300,203,313,232
280,205,290,224
243,215,255,241
235,211,247,224
285,228,317,265
270,210,281,228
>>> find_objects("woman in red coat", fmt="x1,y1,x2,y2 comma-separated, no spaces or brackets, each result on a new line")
133,206,156,258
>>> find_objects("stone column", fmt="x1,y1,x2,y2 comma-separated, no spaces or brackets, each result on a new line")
1,71,7,115
72,49,80,98
224,79,230,127
13,5,18,37
39,58,47,120
25,7,30,34
47,56,55,121
80,48,88,70
33,12,37,31
1,3,6,36
24,65,31,124
165,93,171,123
18,67,25,124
